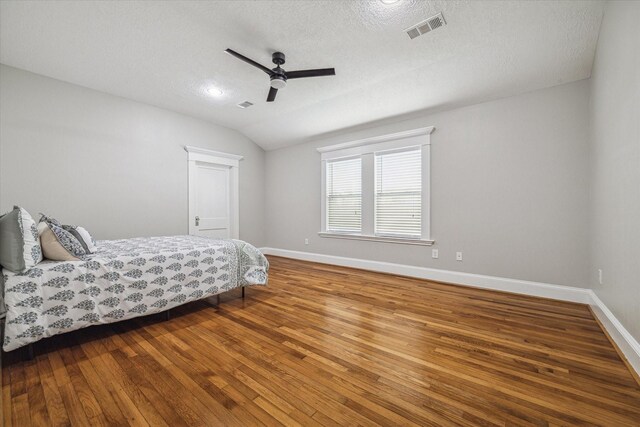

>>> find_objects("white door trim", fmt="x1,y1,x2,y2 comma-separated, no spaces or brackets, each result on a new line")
185,146,241,239
185,145,243,163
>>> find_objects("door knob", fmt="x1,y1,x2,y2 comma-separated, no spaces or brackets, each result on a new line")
195,216,200,226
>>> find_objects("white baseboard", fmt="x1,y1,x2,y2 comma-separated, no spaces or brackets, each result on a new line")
261,247,592,303
261,247,640,378
588,291,640,376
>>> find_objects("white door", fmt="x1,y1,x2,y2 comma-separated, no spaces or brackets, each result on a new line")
192,163,230,238
186,146,241,239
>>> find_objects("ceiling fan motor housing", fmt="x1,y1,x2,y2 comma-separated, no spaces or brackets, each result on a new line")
270,52,287,88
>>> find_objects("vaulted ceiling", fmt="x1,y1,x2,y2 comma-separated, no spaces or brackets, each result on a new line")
0,1,604,150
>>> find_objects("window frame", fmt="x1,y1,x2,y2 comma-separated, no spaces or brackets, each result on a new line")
319,126,434,246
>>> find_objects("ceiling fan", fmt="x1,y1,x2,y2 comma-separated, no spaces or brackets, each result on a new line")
225,49,336,102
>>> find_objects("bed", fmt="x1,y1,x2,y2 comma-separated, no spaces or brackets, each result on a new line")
1,235,268,352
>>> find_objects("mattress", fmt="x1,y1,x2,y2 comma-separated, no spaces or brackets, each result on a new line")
2,235,268,351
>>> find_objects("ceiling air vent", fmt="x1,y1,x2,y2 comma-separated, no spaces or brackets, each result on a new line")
406,27,421,40
405,12,446,40
237,101,253,109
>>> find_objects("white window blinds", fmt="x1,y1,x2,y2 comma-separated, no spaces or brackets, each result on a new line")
375,148,422,237
326,157,362,233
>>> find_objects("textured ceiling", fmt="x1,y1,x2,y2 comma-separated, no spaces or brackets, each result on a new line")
0,1,604,150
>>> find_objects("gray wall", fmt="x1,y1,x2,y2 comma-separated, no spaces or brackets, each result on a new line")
265,80,591,288
589,2,640,340
0,65,265,246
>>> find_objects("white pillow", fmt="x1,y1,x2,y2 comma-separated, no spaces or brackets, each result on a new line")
75,227,96,253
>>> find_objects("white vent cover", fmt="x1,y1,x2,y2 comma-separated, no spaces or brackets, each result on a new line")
237,101,253,109
405,12,446,40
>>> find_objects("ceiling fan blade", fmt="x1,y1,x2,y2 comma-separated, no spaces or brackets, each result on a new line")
267,87,278,102
225,49,273,75
286,68,336,79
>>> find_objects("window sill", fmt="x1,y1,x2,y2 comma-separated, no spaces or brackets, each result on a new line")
318,232,434,246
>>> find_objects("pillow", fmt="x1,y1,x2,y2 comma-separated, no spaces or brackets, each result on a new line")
0,206,43,273
62,225,97,253
37,221,86,261
39,213,62,227
38,214,93,258
0,272,6,320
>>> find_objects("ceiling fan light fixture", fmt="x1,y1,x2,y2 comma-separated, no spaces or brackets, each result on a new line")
380,0,400,4
270,76,287,89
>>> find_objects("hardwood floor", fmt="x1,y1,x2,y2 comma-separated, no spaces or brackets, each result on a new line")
3,256,640,426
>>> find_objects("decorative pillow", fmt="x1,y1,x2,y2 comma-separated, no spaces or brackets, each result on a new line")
0,206,43,273
39,213,62,227
37,221,86,261
62,225,97,253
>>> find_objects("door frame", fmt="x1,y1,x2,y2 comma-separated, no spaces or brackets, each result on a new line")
185,145,243,239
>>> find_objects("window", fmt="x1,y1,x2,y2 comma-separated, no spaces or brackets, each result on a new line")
319,127,434,245
375,148,421,237
326,157,362,233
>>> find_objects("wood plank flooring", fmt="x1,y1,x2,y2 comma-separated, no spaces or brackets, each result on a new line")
3,256,640,426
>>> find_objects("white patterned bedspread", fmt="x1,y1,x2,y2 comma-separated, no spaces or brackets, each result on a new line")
2,235,268,351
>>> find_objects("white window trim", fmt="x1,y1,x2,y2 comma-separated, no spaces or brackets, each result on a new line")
318,126,435,246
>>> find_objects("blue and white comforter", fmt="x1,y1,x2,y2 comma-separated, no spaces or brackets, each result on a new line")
2,235,268,351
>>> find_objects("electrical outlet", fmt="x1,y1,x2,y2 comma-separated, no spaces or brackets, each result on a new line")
432,249,439,259
598,269,603,285
456,252,463,261
304,238,309,245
